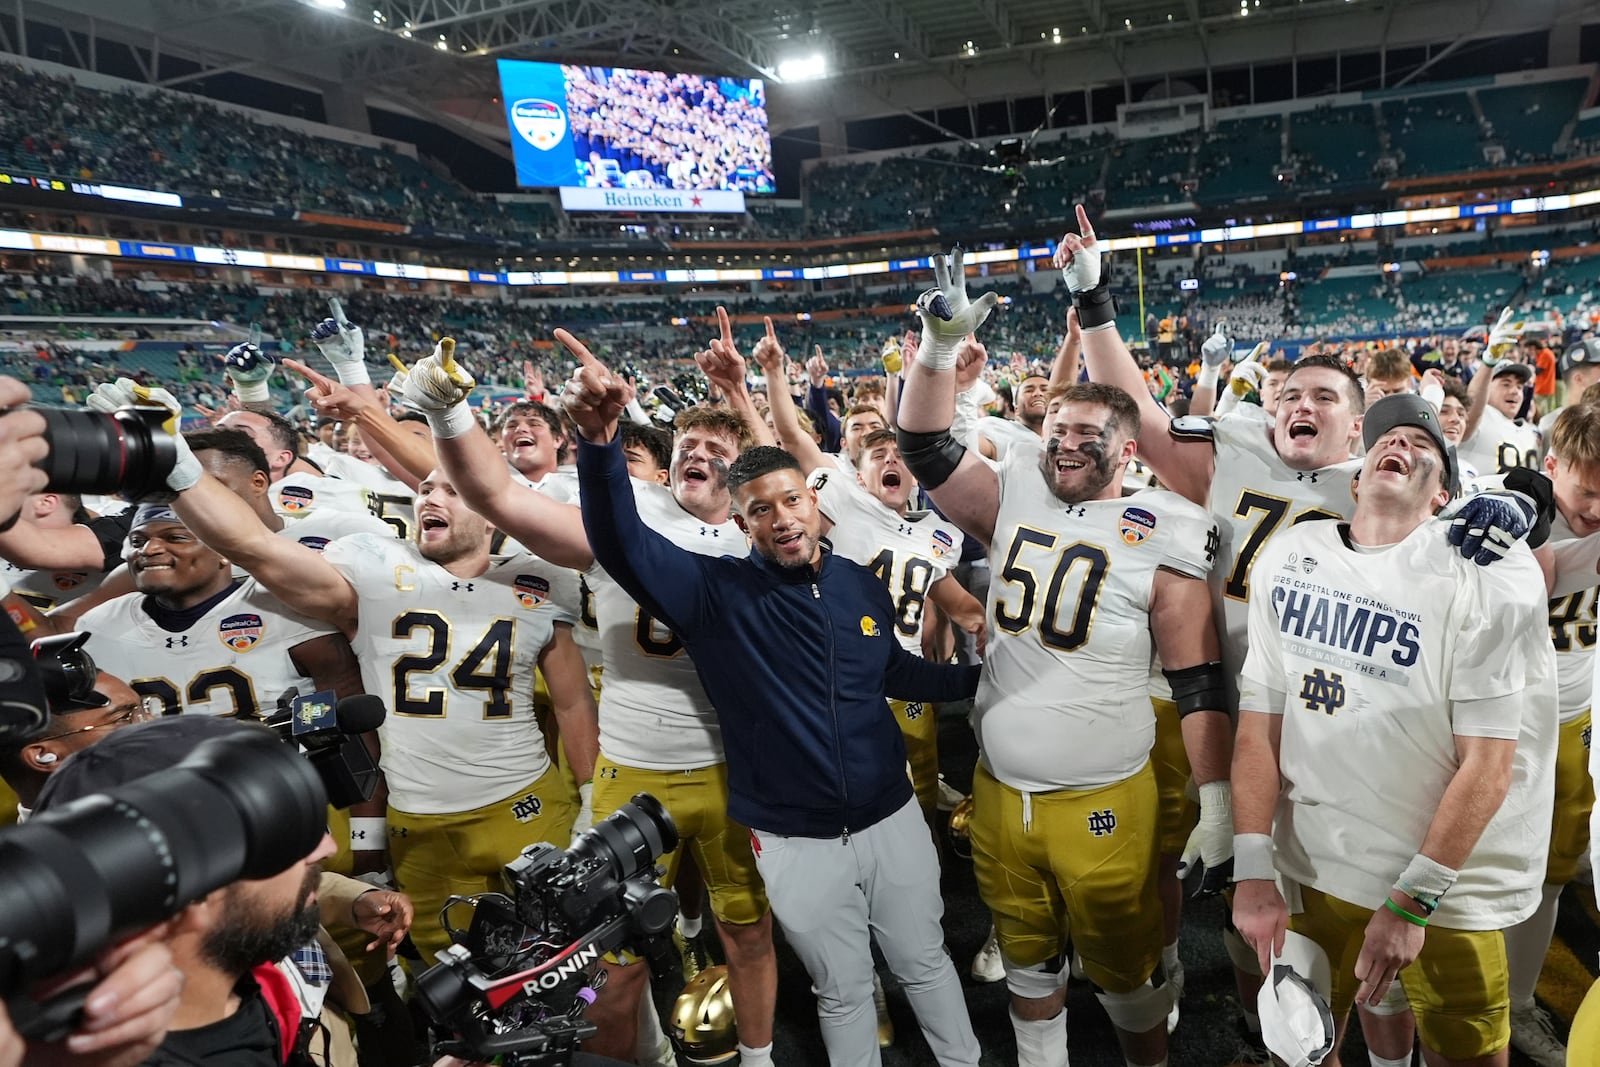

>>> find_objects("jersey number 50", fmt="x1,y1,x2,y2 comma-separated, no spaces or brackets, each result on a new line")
992,527,1109,651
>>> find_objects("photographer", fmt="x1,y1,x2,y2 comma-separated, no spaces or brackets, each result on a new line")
0,634,154,820
33,715,339,1067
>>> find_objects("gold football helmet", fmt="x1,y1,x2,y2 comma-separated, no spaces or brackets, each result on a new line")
670,964,739,1064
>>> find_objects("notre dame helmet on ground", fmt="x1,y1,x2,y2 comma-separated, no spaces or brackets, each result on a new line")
670,964,739,1064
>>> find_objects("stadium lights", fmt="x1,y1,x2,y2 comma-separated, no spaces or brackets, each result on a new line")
778,54,827,81
309,0,345,9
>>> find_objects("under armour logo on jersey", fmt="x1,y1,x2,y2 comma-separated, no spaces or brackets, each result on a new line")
597,766,619,780
1063,505,1087,519
699,526,721,537
1299,669,1347,716
1297,472,1320,483
389,827,409,839
1087,809,1117,837
1204,526,1221,565
509,793,543,823
450,581,475,592
165,635,189,649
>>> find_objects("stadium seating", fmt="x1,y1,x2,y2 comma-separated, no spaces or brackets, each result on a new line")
1289,103,1383,188
1478,78,1588,166
1196,117,1283,202
1104,132,1195,207
1381,93,1483,176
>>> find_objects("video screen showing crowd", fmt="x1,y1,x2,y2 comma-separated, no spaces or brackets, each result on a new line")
3,202,1600,1067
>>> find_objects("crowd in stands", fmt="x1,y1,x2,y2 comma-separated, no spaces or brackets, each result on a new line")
567,67,774,193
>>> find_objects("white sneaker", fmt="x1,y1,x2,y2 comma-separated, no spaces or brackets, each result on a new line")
936,774,965,812
970,927,1005,983
1166,957,1186,1034
1509,1002,1566,1067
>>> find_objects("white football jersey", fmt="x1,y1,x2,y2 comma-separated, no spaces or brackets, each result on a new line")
316,455,417,540
1240,520,1556,929
1547,510,1600,722
1458,405,1541,478
273,471,376,521
77,579,335,719
511,469,580,506
588,483,743,770
275,506,398,553
811,468,963,654
976,443,1219,792
1199,414,1360,693
0,559,103,612
323,534,577,815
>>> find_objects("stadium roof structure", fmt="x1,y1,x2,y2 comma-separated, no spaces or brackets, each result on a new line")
11,0,1587,138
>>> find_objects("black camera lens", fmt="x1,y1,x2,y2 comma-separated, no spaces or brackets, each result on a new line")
571,792,678,884
0,729,327,995
31,406,179,501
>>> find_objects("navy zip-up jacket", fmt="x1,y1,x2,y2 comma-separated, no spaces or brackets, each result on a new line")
577,436,981,838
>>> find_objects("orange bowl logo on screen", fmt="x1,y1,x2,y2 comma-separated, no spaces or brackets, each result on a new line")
511,99,567,151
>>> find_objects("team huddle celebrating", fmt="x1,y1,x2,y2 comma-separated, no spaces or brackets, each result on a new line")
2,204,1598,1067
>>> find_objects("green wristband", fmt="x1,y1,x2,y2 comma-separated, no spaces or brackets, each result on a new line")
1383,898,1429,927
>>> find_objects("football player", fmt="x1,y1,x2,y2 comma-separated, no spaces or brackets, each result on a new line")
74,503,361,719
898,262,1234,1067
1458,320,1541,477
1233,393,1556,1067
147,401,596,959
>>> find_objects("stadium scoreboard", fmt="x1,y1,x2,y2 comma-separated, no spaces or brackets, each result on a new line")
497,59,773,211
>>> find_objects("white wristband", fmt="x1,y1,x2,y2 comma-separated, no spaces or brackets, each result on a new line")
1196,362,1221,390
234,379,270,404
334,361,371,388
1395,853,1458,902
1232,832,1276,881
1197,780,1232,821
349,817,387,851
426,401,476,439
918,335,960,372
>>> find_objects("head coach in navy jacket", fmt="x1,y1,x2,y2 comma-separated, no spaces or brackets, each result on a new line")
563,331,982,1067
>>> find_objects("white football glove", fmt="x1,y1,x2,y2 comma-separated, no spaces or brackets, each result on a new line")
914,248,999,371
1482,307,1523,366
1228,344,1272,396
1056,235,1103,293
86,378,201,495
1200,322,1232,368
222,342,274,405
1175,781,1233,897
310,316,369,386
399,339,477,437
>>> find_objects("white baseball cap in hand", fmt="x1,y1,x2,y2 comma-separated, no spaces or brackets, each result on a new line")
1257,931,1337,1067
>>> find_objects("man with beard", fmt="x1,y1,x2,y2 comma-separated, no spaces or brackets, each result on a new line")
156,419,597,959
32,715,339,1067
558,339,984,1067
898,298,1232,1067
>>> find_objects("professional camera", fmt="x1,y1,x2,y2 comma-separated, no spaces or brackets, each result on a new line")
26,404,180,501
0,726,327,1036
265,687,386,808
416,793,680,1066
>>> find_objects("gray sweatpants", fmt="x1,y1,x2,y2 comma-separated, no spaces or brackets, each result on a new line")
750,798,980,1067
